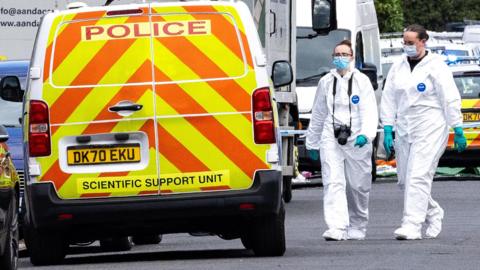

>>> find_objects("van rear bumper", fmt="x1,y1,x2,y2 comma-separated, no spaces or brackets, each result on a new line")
25,170,282,239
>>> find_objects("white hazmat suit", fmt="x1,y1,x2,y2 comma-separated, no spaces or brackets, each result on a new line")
306,69,378,239
380,53,462,239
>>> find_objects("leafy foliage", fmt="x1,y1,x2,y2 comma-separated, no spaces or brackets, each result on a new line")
376,0,404,32
376,0,480,32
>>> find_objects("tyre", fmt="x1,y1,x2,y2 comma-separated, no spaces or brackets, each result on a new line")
132,234,162,245
26,226,66,266
0,193,19,270
283,176,292,203
240,234,253,250
250,203,286,256
100,237,133,252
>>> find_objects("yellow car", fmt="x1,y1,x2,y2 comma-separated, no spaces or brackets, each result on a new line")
440,63,480,167
0,124,19,270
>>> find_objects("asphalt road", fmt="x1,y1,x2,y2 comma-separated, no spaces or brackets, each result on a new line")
19,179,480,270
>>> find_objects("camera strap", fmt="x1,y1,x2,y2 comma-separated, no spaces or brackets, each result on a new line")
332,73,354,129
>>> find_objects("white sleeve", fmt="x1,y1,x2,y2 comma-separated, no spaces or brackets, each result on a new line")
379,66,397,126
306,79,328,150
358,76,379,141
433,62,463,128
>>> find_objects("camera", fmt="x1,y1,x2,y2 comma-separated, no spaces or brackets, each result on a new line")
334,124,351,145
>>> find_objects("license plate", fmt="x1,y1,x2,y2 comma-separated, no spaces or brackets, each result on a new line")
463,112,480,122
67,144,141,166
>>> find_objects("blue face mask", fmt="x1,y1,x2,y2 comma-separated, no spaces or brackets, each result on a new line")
403,45,418,57
332,56,350,70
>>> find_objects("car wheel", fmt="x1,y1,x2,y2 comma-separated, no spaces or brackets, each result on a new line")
250,202,286,256
132,234,162,245
0,193,19,270
26,224,66,266
100,237,133,252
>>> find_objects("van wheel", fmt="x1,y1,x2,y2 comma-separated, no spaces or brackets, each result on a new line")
26,227,66,266
100,237,133,252
0,193,19,270
132,234,162,245
250,203,286,256
240,234,253,250
283,176,292,203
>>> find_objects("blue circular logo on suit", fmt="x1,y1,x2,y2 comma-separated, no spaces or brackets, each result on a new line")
351,95,360,104
417,83,426,92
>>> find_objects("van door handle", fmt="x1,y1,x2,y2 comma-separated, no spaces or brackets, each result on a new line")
269,10,276,37
109,103,143,112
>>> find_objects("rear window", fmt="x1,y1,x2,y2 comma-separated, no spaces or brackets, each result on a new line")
49,14,153,88
454,74,480,99
151,11,247,84
48,9,248,88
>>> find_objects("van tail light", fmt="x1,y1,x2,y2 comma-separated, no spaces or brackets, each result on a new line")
252,88,276,144
29,100,51,157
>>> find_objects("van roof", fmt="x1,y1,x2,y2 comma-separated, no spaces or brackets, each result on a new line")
50,1,238,16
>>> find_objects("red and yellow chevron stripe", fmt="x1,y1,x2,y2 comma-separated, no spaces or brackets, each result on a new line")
35,4,271,199
447,99,480,149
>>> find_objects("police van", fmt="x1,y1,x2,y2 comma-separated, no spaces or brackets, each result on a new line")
19,1,293,265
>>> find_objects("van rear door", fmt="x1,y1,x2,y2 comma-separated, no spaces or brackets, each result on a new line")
38,6,159,199
150,4,271,194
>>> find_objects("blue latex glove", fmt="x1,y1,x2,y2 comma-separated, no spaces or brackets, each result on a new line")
453,126,467,153
354,135,368,148
383,125,394,158
308,149,319,161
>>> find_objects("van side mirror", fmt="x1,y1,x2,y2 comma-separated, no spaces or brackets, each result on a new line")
272,61,293,88
0,76,24,102
0,125,9,143
311,0,334,34
360,63,378,90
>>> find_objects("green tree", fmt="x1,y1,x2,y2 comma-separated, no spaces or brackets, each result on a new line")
376,0,404,33
403,0,480,31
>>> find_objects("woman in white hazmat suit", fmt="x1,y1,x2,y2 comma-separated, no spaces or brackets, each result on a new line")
306,40,378,241
380,24,467,240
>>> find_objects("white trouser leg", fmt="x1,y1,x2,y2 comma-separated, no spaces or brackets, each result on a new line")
320,143,348,231
427,195,443,218
402,128,448,228
344,143,373,231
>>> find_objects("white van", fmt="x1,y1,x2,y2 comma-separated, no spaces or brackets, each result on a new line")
20,1,293,265
295,0,382,174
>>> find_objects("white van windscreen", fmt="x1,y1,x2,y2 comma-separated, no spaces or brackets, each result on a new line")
296,28,350,86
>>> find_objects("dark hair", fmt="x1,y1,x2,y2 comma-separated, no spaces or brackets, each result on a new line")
404,24,429,41
334,39,353,55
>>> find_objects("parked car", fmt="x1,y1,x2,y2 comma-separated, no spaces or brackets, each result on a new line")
0,60,28,229
439,63,480,167
0,124,20,270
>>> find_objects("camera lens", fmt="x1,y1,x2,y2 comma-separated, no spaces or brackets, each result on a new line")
334,127,340,138
335,125,351,145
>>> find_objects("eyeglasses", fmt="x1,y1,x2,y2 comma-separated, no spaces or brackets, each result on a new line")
333,53,352,57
